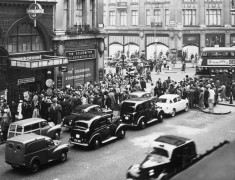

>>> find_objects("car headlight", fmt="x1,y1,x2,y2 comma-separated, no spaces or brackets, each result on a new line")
128,164,140,177
69,120,72,125
149,169,154,176
125,116,129,120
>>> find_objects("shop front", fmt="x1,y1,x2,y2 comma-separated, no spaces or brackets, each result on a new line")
64,49,96,88
182,34,200,60
205,34,225,47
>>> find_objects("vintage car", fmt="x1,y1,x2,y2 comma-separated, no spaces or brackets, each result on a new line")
120,98,164,129
127,135,197,180
69,112,126,149
5,134,69,173
129,91,158,103
62,104,113,128
8,118,62,140
156,94,189,117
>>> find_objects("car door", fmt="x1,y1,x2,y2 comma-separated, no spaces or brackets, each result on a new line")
172,97,178,112
177,96,184,111
143,102,151,121
98,117,110,141
46,139,56,162
40,121,50,135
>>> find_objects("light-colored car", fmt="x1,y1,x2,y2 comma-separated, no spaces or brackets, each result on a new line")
156,94,189,117
8,118,62,140
129,91,158,103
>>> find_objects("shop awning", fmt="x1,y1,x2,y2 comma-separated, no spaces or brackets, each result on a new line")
9,55,68,69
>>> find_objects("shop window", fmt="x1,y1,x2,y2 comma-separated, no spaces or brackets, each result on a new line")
5,23,45,53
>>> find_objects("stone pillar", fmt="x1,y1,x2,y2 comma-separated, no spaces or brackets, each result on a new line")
87,0,92,26
224,0,230,25
225,32,231,47
200,32,206,52
54,0,66,35
198,0,205,26
139,33,145,53
139,0,145,26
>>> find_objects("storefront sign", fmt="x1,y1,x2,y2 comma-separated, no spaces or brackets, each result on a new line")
57,75,62,89
46,79,53,87
18,77,35,85
66,49,96,61
207,59,235,65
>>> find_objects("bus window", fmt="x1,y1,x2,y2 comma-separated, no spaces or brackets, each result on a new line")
202,52,208,57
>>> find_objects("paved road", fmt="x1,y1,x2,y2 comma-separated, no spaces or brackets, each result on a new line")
1,105,235,180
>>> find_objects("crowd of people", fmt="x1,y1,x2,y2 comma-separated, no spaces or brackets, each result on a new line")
1,68,235,142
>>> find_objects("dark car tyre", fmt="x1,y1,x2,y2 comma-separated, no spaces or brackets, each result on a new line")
138,119,146,129
91,137,101,149
30,161,40,173
171,109,176,117
53,131,61,140
11,165,20,170
60,151,68,162
117,129,126,139
158,113,164,122
185,104,189,112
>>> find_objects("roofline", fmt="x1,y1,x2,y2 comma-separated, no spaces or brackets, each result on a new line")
10,118,46,126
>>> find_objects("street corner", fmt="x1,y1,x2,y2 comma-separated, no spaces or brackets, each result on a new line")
200,105,232,115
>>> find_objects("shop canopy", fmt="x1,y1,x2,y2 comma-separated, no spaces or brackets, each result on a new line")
9,55,68,69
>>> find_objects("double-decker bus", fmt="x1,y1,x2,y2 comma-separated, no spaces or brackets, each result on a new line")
196,47,235,81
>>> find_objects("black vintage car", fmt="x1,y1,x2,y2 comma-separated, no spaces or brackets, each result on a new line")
120,98,164,129
127,135,197,180
62,104,112,129
69,112,126,149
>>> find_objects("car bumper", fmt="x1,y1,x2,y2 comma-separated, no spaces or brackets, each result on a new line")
69,140,89,147
62,124,72,129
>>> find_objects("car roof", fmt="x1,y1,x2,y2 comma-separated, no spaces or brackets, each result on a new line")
73,112,106,122
10,118,46,126
159,94,179,99
7,134,50,144
129,91,149,96
202,47,235,52
123,97,152,104
77,104,98,109
155,135,191,147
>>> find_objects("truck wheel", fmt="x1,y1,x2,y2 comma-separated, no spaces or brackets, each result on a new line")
117,129,126,139
53,131,60,140
60,151,67,162
30,161,40,173
90,137,101,149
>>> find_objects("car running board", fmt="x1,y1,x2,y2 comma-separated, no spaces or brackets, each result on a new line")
102,136,117,144
147,118,159,124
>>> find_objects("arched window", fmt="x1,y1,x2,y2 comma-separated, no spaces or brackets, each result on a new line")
5,23,45,53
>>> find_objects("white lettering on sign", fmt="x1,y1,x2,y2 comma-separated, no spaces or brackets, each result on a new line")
65,74,91,80
207,59,235,65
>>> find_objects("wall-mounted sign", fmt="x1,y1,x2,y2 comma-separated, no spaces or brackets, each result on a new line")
27,2,44,27
66,49,96,61
57,75,62,89
18,77,35,85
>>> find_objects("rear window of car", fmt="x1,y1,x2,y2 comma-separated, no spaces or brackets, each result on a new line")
16,125,23,133
9,125,16,132
121,102,136,113
158,98,167,103
151,147,169,158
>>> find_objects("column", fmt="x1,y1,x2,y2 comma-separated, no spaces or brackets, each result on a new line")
224,0,230,25
225,32,231,47
87,0,92,26
198,0,205,26
54,0,66,35
139,33,145,53
200,32,206,52
139,0,145,26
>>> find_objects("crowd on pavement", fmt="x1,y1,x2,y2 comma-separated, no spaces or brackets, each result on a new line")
1,59,235,142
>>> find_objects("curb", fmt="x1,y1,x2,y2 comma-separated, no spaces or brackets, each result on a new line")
217,102,235,107
200,108,231,115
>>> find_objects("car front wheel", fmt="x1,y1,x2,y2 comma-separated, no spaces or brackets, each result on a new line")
185,104,189,112
138,119,146,129
90,138,101,149
117,129,126,139
158,113,164,122
30,161,40,173
53,131,61,140
171,109,176,117
60,151,68,162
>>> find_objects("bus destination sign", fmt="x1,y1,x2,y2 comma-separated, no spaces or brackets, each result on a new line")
208,59,235,65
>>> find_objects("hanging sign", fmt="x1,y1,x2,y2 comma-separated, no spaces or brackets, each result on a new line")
26,1,44,27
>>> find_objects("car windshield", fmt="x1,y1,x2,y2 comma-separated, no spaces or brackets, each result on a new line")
158,98,167,103
121,102,136,113
129,95,138,99
73,107,85,114
74,121,89,129
151,147,169,158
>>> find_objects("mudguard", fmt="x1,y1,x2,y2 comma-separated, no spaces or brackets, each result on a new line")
88,133,101,145
115,124,126,134
28,156,40,168
47,124,62,137
136,116,145,126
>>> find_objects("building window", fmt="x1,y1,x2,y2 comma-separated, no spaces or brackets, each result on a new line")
132,10,138,26
146,10,151,26
120,10,127,26
63,0,69,28
165,9,170,26
109,11,116,26
182,9,196,25
206,9,221,25
6,23,45,53
154,9,161,23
